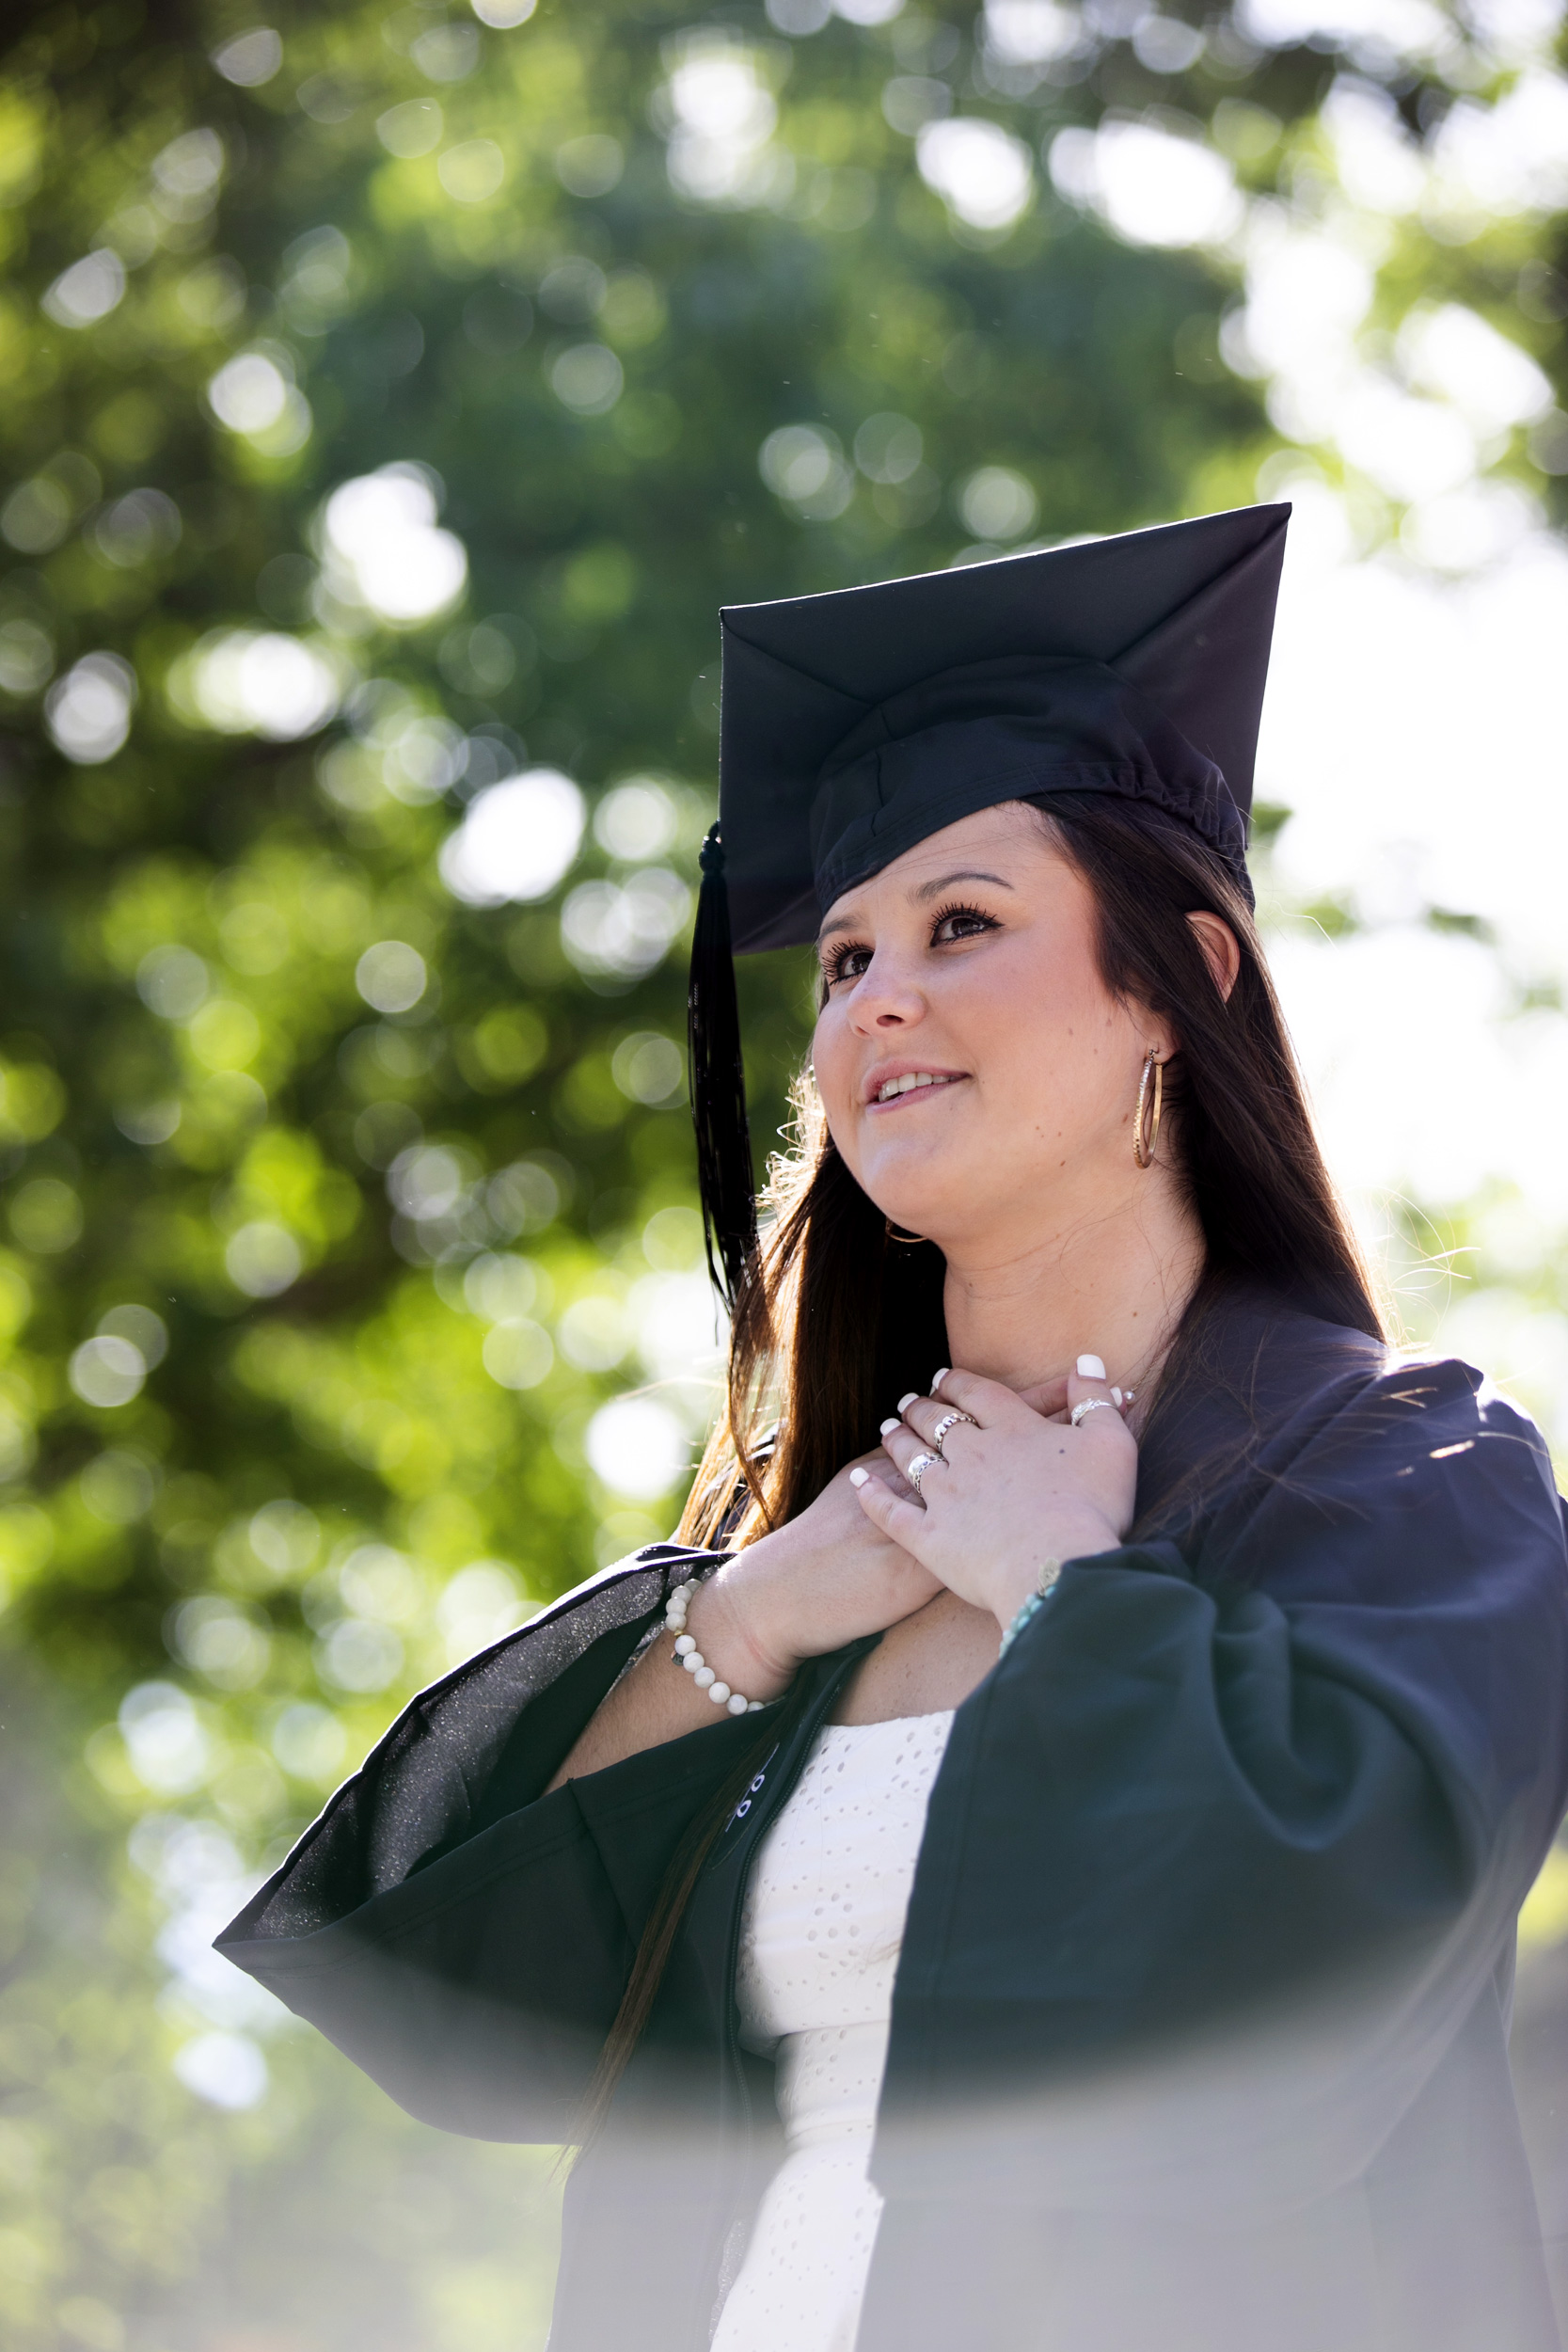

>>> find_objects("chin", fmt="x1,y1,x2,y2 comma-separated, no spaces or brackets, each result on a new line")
864,1146,1033,1252
858,1120,976,1208
856,1123,977,1208
863,1176,958,1242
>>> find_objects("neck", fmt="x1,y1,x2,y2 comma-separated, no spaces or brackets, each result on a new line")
938,1171,1207,1400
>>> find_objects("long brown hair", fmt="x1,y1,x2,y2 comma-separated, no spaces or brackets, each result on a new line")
576,792,1382,2148
677,792,1381,1551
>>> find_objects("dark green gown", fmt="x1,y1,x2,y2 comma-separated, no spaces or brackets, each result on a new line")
217,1285,1568,2351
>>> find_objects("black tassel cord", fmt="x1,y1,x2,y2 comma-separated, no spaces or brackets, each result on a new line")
688,824,758,1307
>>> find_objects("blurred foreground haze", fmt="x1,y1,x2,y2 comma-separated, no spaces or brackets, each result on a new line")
0,0,1565,2344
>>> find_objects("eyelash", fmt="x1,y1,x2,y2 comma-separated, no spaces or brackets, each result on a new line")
820,900,1000,990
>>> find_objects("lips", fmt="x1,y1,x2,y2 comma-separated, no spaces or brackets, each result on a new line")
863,1064,968,1107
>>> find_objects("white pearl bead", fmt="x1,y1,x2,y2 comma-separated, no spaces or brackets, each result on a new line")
666,1603,763,1714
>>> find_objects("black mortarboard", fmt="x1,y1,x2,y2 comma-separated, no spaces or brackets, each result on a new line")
689,503,1290,1300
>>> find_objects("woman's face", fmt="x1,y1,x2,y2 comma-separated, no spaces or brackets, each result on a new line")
811,803,1174,1261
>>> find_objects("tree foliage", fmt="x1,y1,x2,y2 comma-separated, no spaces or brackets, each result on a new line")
0,0,1563,2342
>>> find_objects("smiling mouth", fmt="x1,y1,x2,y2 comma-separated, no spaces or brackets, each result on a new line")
873,1073,963,1104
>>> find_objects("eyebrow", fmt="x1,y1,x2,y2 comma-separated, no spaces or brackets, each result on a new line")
817,868,1016,945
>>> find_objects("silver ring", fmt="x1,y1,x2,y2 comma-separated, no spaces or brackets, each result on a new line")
906,1450,942,1491
931,1409,975,1454
1069,1397,1117,1428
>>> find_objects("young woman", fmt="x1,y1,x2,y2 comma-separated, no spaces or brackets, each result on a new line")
220,507,1568,2352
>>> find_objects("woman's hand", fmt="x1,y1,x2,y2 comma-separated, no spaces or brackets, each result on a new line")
686,1451,942,1701
549,1450,935,1788
848,1358,1137,1629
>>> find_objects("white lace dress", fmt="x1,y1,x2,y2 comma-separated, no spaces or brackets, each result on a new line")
711,1710,956,2352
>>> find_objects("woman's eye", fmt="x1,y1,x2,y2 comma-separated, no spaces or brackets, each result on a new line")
822,945,870,988
932,904,998,946
820,907,994,986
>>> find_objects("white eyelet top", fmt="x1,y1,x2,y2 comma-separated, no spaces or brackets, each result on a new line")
711,1709,956,2352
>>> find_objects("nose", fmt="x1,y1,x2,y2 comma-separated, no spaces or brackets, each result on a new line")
847,946,926,1034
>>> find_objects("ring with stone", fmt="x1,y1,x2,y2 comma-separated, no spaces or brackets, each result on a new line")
906,1449,943,1492
1069,1397,1118,1428
930,1409,974,1454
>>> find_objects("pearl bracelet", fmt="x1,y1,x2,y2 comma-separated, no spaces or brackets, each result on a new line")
998,1558,1064,1657
665,1581,767,1716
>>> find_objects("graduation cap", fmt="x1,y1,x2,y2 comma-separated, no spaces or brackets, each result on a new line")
689,501,1291,1302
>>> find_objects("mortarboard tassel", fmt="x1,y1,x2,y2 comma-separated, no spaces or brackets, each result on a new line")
689,822,757,1307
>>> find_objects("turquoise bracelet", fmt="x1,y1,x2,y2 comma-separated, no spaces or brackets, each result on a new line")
999,1559,1064,1655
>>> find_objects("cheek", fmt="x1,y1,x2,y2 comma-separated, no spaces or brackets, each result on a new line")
811,1004,854,1120
811,1002,879,1180
966,946,1076,1056
966,955,1122,1128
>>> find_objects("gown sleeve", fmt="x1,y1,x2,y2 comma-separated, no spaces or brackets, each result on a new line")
879,1356,1568,2218
214,1545,759,2142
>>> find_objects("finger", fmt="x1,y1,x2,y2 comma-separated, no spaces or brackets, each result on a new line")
877,1419,947,1485
1065,1359,1136,1446
846,1444,916,1499
850,1467,930,1546
896,1393,980,1450
1013,1375,1070,1419
879,1447,918,1501
924,1367,1040,1429
994,1372,1132,1421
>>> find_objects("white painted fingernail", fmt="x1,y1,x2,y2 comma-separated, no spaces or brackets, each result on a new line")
879,1418,899,1436
896,1392,917,1412
848,1467,869,1487
931,1367,950,1389
1112,1387,1123,1405
1077,1354,1106,1380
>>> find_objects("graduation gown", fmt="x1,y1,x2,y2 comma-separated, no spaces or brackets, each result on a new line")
217,1286,1568,2351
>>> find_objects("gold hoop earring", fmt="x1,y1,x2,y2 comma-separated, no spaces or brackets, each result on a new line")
1132,1049,1164,1170
884,1218,931,1247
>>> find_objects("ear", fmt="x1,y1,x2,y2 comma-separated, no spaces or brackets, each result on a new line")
1187,912,1241,1003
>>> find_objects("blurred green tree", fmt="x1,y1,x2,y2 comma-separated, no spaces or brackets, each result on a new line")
0,0,1563,2344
